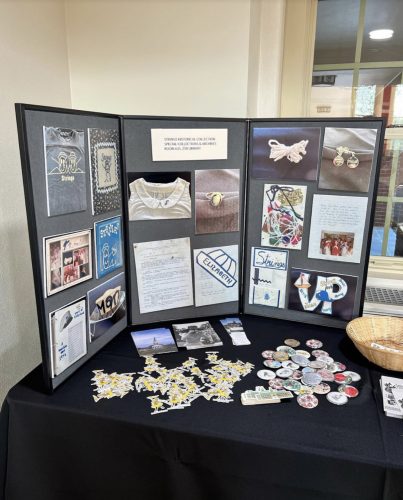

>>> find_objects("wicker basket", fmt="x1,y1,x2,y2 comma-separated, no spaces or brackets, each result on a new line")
346,316,403,371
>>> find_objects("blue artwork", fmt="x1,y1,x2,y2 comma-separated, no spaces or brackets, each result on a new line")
94,216,123,278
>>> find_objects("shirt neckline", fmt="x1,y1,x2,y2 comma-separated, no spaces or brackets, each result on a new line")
134,177,187,209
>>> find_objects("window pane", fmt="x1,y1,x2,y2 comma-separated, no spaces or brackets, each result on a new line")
314,0,360,64
371,201,387,256
310,70,353,117
355,68,403,124
361,0,403,63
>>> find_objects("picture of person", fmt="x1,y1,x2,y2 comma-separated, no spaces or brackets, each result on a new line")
63,264,80,285
49,242,61,270
50,269,61,290
73,247,88,267
320,231,354,257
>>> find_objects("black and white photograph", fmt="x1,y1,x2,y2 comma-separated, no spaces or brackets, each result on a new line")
172,321,222,350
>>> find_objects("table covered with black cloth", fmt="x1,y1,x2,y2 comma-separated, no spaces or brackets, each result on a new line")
1,315,403,500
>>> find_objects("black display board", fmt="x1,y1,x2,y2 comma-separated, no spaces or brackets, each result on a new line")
15,104,384,391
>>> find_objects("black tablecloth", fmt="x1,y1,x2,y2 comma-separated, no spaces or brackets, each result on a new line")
1,315,403,500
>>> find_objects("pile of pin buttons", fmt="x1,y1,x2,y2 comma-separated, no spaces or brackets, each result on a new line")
258,338,361,409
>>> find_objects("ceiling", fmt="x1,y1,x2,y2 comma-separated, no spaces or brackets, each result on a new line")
315,0,403,64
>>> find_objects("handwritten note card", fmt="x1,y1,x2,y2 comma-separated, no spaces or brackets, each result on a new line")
308,195,368,263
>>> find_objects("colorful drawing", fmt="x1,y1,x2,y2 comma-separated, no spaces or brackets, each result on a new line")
261,184,307,250
288,268,357,321
248,247,288,309
94,216,123,279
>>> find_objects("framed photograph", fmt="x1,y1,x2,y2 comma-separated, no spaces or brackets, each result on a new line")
318,127,377,192
261,184,307,250
44,230,92,296
288,268,358,322
87,272,126,342
94,216,123,279
44,127,87,217
88,128,121,215
252,127,321,181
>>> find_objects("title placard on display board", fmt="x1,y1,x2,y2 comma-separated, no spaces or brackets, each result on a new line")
16,104,384,391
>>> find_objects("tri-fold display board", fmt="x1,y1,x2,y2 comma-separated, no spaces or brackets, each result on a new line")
16,104,384,391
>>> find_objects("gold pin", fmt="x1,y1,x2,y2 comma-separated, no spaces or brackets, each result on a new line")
206,192,225,207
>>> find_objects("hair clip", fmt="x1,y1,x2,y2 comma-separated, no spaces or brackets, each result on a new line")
268,139,309,164
206,192,225,207
333,146,359,168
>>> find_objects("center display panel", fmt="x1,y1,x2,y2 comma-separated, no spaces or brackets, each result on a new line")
16,104,384,391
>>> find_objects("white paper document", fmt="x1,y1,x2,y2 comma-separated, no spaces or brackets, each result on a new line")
248,247,288,308
133,237,194,314
308,195,368,263
50,298,87,377
151,128,228,161
194,245,238,307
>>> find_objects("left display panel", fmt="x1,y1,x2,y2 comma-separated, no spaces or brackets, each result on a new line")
16,104,128,391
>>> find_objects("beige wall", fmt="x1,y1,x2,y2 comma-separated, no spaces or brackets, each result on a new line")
65,0,253,117
0,0,286,403
0,0,71,403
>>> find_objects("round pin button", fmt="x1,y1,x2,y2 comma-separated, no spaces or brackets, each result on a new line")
297,386,314,396
302,366,315,374
269,378,284,390
306,339,323,349
284,338,300,348
317,369,335,382
342,371,361,382
338,385,359,398
276,367,294,378
313,383,331,395
296,350,311,358
312,349,328,358
261,350,275,359
309,360,326,369
277,345,296,356
327,391,348,405
283,379,301,392
301,372,322,386
282,360,299,370
317,355,334,364
334,362,346,372
291,354,309,367
334,373,347,384
257,369,276,380
263,359,281,369
273,351,289,362
292,370,303,380
297,394,318,409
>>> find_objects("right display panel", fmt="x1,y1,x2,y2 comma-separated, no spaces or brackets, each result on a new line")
243,119,384,328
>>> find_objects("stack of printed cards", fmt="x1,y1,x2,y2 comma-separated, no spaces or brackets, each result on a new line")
220,317,250,346
380,375,403,419
131,327,178,357
172,321,222,350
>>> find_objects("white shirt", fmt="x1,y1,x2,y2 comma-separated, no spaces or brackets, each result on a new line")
128,177,191,220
